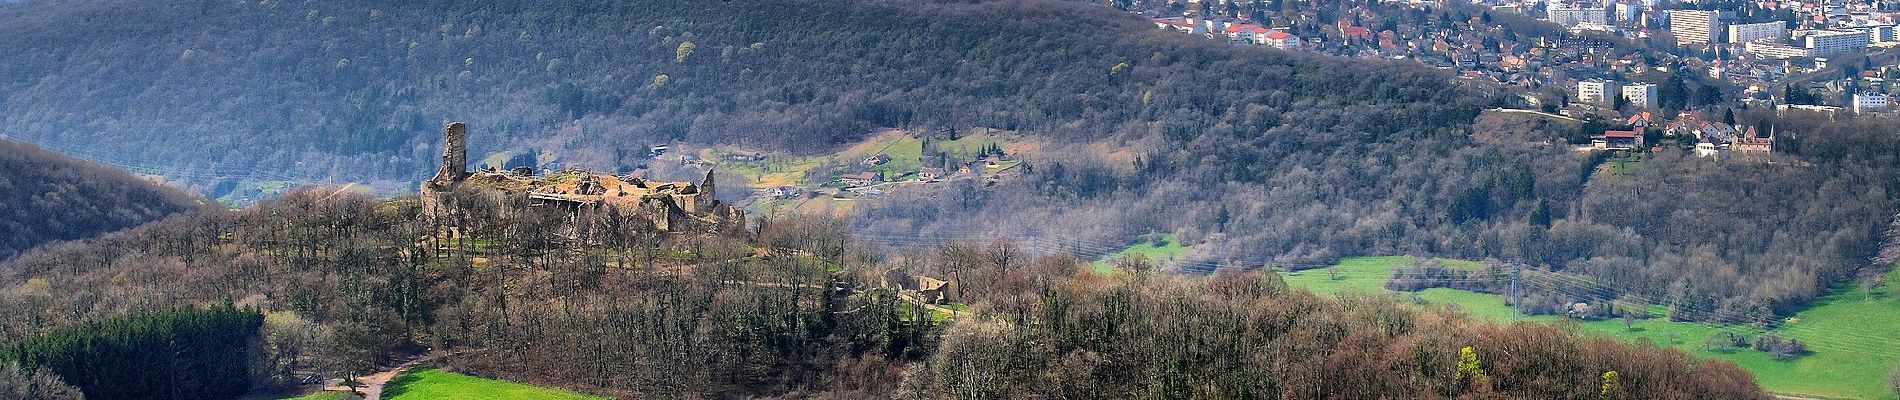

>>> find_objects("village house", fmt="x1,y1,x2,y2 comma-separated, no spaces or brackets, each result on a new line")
840,172,879,187
1601,130,1641,150
1733,126,1775,153
767,186,802,199
1264,31,1302,49
729,151,767,162
918,167,945,181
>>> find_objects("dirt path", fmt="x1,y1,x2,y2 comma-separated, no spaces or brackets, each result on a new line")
321,354,434,400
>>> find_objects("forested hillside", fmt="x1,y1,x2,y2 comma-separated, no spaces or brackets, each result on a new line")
0,139,206,260
0,192,1769,399
1,0,1894,324
2,0,1471,192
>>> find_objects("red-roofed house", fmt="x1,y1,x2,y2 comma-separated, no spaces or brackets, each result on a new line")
839,172,879,187
1625,111,1652,128
1265,31,1301,49
1733,126,1774,152
1342,26,1373,43
1225,24,1274,45
1602,130,1642,149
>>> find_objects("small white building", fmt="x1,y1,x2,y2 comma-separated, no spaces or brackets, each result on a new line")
1854,92,1890,114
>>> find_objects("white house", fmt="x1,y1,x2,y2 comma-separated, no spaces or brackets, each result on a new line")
1263,31,1301,49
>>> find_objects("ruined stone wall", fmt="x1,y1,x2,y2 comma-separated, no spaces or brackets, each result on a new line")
429,122,468,187
698,168,716,212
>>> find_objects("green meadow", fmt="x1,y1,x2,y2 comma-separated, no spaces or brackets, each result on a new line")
1089,242,1900,400
1279,255,1900,400
381,366,604,400
1089,234,1191,274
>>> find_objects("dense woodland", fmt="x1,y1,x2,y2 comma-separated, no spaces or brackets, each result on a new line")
0,139,206,260
0,191,1767,399
2,305,262,400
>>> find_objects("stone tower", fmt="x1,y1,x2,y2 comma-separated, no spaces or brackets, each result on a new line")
428,122,468,188
698,167,716,211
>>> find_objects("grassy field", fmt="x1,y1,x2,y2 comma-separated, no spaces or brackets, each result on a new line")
744,195,859,217
1278,255,1412,295
708,128,1036,191
1090,234,1191,273
704,148,831,189
215,179,295,206
381,366,604,400
1706,266,1900,400
1277,255,1900,399
850,128,1033,177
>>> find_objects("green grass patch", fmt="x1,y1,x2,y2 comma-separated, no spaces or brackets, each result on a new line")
702,128,1032,191
382,366,603,400
273,391,362,400
941,302,971,313
1279,255,1412,295
1414,288,1518,321
215,180,297,206
1280,255,1900,400
1716,266,1900,400
1090,234,1190,274
898,301,957,323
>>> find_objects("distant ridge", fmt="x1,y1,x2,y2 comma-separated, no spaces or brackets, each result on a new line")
0,137,208,260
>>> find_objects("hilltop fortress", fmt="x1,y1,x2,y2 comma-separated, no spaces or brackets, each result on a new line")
420,122,741,232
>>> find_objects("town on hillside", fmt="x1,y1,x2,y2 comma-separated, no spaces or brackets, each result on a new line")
1118,0,1900,156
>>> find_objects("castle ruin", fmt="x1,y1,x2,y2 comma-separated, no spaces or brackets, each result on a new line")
419,122,740,232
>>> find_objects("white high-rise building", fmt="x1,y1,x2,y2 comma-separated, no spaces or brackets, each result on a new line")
1579,79,1621,106
1669,10,1724,44
1548,4,1610,27
1804,29,1869,56
1623,83,1659,109
1727,21,1787,44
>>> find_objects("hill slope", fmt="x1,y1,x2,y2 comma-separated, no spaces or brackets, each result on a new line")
0,138,205,260
1,0,1895,326
0,193,1770,399
0,0,1482,192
